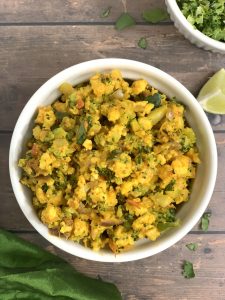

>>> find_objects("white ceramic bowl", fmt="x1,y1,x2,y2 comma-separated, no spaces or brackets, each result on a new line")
166,0,225,54
9,58,217,262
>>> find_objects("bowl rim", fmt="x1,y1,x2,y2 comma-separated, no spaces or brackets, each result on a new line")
9,58,218,262
166,0,225,53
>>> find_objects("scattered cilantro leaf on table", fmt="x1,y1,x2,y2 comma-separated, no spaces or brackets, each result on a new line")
138,37,148,49
186,243,198,251
201,212,211,231
142,8,169,23
115,13,136,30
101,7,111,18
182,260,195,279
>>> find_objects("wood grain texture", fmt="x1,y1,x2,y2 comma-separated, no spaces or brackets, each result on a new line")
1,2,225,298
0,0,166,23
1,132,224,231
0,26,225,131
15,232,225,300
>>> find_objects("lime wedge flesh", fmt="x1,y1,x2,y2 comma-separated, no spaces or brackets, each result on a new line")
197,68,225,114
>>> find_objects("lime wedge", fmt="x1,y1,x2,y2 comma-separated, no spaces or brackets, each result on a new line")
197,68,225,114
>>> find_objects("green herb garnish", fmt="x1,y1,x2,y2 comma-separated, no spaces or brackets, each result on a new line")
115,12,136,30
186,243,198,251
117,193,126,205
165,208,176,222
124,213,135,230
97,167,115,181
138,145,152,153
138,37,148,49
146,93,161,107
68,94,76,108
135,154,142,164
201,212,211,231
142,8,169,24
108,149,122,160
55,111,69,120
42,183,48,193
164,179,176,192
87,115,92,128
55,181,67,190
76,122,86,145
100,6,111,18
157,221,179,232
182,260,195,279
67,130,74,141
180,137,192,153
157,208,179,231
177,0,225,42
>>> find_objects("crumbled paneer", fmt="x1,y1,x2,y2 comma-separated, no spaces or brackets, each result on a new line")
18,70,200,253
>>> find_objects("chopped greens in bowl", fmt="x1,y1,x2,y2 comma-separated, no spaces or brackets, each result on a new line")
166,0,225,53
177,0,225,42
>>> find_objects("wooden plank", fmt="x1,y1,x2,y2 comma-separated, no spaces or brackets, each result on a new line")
0,0,166,23
1,25,225,131
14,232,225,300
1,132,225,231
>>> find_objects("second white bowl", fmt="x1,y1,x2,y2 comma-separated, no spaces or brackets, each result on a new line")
166,0,225,54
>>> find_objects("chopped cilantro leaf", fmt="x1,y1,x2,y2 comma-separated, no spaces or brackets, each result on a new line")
157,221,179,232
182,260,195,279
157,208,179,231
97,167,115,181
180,136,192,153
87,115,92,128
146,93,161,107
67,130,74,141
135,154,142,164
142,8,169,24
138,37,148,49
76,122,86,145
115,12,136,30
55,181,67,190
138,145,152,153
201,212,211,231
164,179,176,192
186,243,198,251
124,213,135,230
108,149,122,160
166,208,176,222
68,94,76,108
41,183,48,193
117,193,126,205
100,6,111,18
55,111,69,120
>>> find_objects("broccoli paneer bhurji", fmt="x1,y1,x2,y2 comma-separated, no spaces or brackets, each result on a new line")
19,70,200,253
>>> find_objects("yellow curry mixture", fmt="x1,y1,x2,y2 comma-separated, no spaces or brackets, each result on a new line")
19,70,200,253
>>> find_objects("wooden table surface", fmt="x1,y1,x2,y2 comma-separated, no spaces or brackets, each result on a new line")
1,1,225,299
